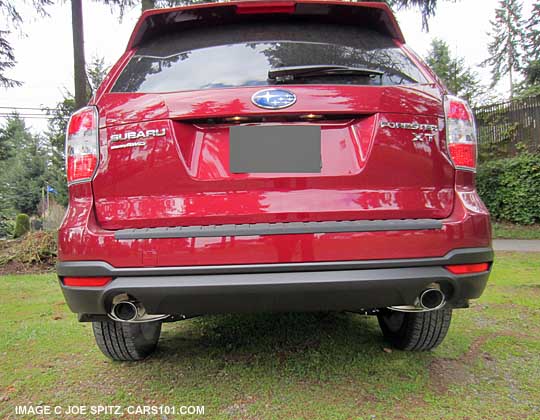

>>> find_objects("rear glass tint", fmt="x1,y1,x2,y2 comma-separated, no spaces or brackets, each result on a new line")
112,22,427,93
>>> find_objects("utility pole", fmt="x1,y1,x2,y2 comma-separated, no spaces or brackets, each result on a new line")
71,0,87,109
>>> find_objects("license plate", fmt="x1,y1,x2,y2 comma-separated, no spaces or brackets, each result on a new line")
229,125,321,173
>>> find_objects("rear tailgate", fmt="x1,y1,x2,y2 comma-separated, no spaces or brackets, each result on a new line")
94,85,453,230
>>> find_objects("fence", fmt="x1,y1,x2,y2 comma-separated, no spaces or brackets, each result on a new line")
474,95,540,160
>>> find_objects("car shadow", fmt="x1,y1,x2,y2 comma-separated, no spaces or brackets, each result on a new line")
146,312,391,370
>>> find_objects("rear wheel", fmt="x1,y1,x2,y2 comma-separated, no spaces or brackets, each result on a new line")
377,308,452,351
92,320,162,361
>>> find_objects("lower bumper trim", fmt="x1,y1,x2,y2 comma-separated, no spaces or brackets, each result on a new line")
58,247,493,318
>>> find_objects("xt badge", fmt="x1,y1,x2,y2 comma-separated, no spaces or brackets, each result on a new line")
380,121,438,143
412,132,437,143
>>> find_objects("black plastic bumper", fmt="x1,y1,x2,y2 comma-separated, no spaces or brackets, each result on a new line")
57,247,493,320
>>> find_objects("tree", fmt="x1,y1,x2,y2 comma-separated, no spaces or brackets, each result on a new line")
0,1,52,88
0,115,47,216
482,0,525,99
426,38,483,105
384,0,442,30
87,55,109,94
517,3,540,97
525,2,540,62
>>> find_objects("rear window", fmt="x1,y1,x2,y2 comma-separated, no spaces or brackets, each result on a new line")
112,22,428,93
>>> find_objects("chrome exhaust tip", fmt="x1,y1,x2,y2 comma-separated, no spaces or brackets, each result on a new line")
418,288,446,310
389,285,446,313
109,295,169,323
111,301,140,322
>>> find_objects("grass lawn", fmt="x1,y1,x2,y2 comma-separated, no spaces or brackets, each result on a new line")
1,253,539,420
492,222,540,239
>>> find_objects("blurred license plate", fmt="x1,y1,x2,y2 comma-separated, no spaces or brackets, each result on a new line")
230,125,321,173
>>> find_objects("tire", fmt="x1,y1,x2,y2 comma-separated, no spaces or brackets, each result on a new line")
92,320,162,361
377,307,452,351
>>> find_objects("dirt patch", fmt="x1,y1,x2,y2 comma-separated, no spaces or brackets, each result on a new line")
428,335,493,394
429,358,474,394
0,260,54,276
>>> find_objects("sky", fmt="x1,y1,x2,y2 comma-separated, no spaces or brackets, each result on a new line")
0,0,535,133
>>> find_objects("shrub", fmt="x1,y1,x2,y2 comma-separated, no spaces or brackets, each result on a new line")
0,230,57,266
477,153,540,224
13,213,30,238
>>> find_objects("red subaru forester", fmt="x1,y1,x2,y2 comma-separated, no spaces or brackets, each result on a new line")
57,0,493,361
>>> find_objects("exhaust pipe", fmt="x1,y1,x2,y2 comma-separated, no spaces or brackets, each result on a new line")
109,295,170,323
389,285,446,313
418,288,445,310
111,300,144,322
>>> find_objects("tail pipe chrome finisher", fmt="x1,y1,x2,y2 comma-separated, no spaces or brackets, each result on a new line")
389,285,446,313
109,294,169,323
111,300,139,321
418,288,446,310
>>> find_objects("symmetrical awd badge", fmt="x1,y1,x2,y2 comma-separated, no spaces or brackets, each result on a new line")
109,128,166,150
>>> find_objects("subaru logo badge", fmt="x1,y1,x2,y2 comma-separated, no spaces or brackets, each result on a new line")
251,89,297,110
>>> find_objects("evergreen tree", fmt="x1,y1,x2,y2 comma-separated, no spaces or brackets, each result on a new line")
525,3,540,62
426,38,483,106
0,115,47,216
87,56,109,94
517,2,540,97
482,0,525,99
0,1,52,87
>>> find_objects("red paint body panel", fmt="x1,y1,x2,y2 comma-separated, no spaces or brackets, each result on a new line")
59,0,491,273
97,85,444,127
93,85,455,229
58,182,490,267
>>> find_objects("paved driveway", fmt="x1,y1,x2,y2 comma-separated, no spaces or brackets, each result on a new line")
493,240,540,252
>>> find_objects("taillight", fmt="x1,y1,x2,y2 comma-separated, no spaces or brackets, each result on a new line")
444,95,477,171
66,106,99,185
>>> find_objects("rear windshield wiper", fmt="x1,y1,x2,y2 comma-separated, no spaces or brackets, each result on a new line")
268,65,384,83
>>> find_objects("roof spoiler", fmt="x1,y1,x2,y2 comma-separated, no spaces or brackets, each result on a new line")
126,1,405,51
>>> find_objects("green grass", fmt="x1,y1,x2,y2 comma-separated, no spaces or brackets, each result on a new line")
1,253,540,419
492,222,540,239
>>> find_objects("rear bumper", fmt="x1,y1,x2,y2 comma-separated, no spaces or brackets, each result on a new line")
58,247,493,319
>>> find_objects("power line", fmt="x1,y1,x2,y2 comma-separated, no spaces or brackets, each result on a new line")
0,106,55,111
0,114,63,119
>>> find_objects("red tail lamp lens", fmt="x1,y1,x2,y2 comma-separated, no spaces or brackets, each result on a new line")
447,143,475,169
444,263,490,275
63,277,112,287
444,95,477,171
66,106,99,184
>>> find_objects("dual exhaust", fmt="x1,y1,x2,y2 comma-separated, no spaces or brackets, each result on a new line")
109,289,446,320
389,286,446,313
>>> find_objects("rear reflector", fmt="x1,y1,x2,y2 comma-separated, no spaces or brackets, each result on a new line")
63,277,112,287
66,106,99,185
444,95,477,172
444,263,489,275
